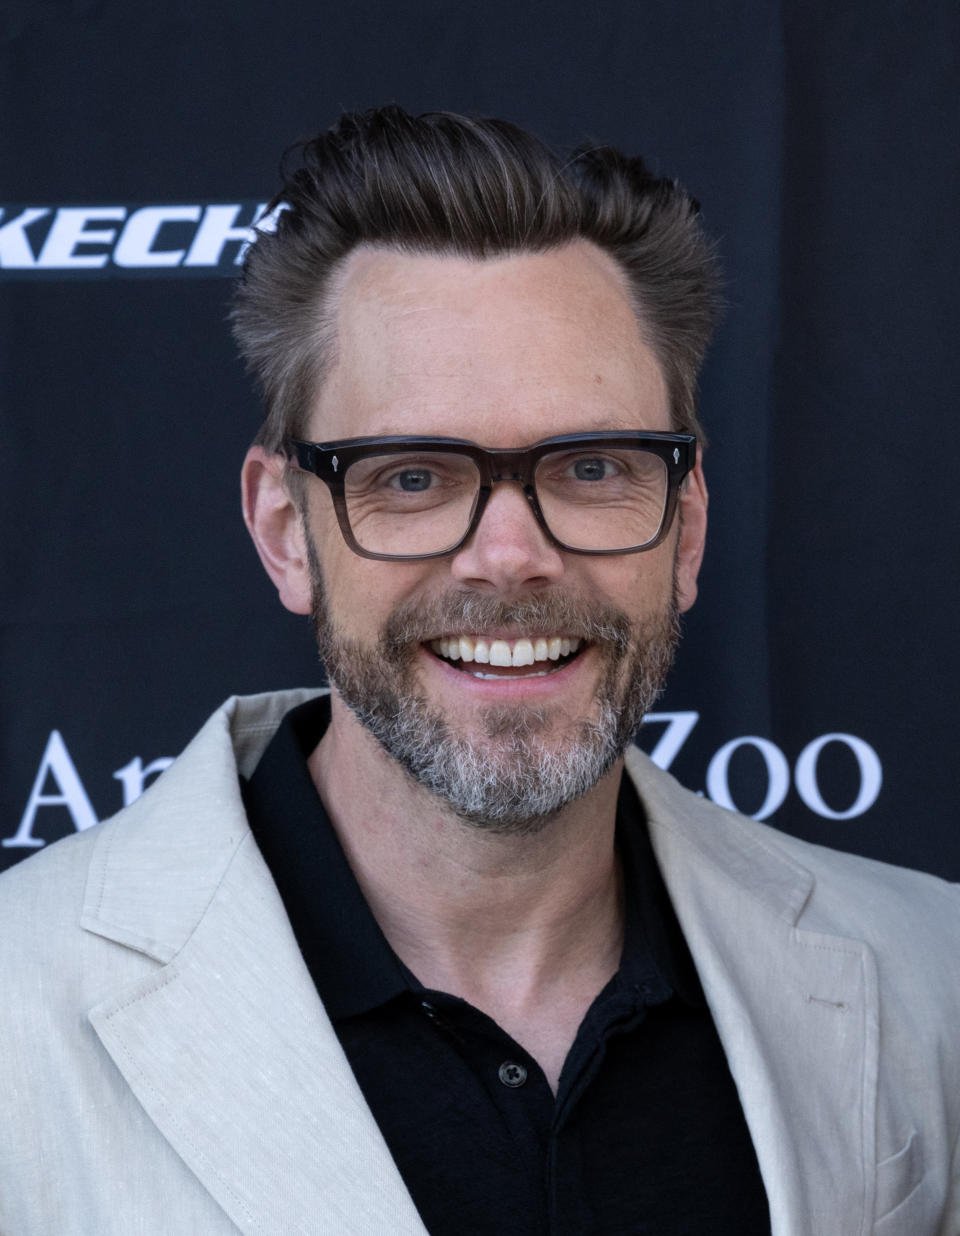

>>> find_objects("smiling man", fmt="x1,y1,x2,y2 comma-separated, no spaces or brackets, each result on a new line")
2,107,960,1236
246,241,695,840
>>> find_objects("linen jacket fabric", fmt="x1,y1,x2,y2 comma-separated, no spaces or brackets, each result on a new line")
1,688,958,1235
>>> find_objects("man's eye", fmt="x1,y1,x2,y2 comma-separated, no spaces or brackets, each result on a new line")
387,468,434,492
570,457,614,481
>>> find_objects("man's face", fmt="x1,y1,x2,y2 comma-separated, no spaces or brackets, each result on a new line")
294,241,706,828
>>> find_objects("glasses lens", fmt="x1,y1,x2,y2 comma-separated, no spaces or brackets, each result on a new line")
343,451,481,556
534,447,669,551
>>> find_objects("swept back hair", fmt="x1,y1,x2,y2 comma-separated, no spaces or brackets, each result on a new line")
232,105,720,450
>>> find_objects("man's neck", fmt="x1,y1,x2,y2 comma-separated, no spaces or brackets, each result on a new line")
308,694,625,1090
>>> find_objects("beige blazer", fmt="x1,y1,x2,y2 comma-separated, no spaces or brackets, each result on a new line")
1,689,958,1235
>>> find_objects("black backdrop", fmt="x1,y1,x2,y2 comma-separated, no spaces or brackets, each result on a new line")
3,2,958,878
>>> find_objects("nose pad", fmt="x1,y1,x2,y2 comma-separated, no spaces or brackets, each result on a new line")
450,479,564,586
474,481,547,542
486,467,543,524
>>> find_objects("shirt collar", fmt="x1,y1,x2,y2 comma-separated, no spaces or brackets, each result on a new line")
615,774,705,1008
241,695,411,1019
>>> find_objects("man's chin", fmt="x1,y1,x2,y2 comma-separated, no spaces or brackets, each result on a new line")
329,678,628,833
441,699,576,743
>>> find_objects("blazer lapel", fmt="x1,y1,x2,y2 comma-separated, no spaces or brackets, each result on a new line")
81,693,428,1235
626,748,878,1236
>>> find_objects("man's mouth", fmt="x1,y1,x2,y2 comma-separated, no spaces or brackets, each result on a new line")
426,635,584,679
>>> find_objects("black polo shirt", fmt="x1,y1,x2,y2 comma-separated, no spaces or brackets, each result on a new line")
242,696,770,1235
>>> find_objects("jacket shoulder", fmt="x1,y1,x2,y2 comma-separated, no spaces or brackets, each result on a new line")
0,689,325,964
625,745,960,958
0,823,103,949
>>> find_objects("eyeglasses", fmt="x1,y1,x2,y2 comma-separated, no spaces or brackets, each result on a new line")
281,431,696,561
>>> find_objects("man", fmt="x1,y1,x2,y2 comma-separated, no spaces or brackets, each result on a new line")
1,107,958,1235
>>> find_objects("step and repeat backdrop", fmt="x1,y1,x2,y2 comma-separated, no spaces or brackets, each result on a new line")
2,2,958,878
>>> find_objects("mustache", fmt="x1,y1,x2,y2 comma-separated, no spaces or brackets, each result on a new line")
380,592,633,660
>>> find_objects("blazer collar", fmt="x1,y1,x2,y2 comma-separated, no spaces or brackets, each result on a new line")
626,746,879,1236
82,688,428,1235
81,689,328,963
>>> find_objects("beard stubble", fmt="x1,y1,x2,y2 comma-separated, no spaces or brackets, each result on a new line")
306,535,680,834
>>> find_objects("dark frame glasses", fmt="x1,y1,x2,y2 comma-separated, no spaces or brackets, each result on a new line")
281,431,697,561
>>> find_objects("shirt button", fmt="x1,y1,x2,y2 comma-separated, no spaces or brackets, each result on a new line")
498,1061,527,1088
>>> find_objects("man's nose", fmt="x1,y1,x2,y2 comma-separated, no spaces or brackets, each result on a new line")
448,482,565,593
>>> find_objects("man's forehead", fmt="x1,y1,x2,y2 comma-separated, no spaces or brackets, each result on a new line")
333,240,639,332
310,242,670,442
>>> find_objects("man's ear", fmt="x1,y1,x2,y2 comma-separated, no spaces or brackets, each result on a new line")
674,453,708,614
241,446,313,615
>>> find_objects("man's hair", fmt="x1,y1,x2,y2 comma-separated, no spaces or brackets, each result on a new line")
232,105,720,451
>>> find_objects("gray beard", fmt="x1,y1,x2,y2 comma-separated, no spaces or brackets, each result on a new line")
308,548,679,835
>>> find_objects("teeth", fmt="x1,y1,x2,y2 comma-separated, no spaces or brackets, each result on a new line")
489,640,512,667
513,638,535,667
431,635,581,668
471,669,551,680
